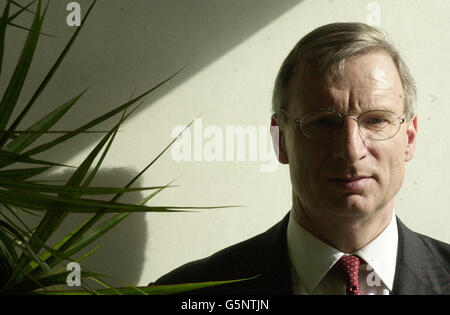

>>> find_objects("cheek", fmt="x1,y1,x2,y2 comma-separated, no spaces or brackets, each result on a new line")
371,141,406,193
389,148,406,188
287,140,328,194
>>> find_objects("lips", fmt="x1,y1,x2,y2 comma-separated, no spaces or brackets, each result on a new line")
328,175,372,191
332,176,370,181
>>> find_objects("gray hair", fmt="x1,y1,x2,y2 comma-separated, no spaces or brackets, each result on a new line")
272,22,416,120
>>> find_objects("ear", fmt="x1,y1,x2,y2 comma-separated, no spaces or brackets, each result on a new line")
271,114,289,164
404,115,418,162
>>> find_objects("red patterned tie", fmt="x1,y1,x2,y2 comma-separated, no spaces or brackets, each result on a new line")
333,255,361,295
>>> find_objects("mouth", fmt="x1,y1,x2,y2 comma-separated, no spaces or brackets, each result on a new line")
327,176,372,191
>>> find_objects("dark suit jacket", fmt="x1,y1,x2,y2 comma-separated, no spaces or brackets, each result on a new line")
154,213,450,295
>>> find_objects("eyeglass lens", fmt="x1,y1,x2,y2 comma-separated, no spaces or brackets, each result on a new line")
300,110,401,140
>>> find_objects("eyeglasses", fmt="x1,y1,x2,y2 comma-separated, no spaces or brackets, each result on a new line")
279,109,406,141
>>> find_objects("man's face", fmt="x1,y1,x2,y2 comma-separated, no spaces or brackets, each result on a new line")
272,50,418,220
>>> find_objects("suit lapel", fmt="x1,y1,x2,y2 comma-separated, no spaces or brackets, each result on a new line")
392,217,449,295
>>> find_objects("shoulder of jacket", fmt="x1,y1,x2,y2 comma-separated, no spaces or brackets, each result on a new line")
154,228,270,285
414,232,450,267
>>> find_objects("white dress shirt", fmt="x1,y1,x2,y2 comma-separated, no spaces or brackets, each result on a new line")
287,210,398,295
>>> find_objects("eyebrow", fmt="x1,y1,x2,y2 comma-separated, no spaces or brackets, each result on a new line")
296,98,403,116
311,105,402,115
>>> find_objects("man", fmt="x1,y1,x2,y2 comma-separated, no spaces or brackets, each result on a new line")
154,23,450,295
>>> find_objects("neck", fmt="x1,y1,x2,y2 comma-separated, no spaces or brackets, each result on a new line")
292,196,394,253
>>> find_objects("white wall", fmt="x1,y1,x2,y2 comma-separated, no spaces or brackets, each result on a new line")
2,0,449,287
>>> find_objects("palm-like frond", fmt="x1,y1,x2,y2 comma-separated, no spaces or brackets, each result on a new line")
0,0,243,295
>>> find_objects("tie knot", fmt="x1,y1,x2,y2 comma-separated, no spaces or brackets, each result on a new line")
333,255,361,295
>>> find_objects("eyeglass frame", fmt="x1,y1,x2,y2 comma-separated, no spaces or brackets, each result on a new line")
277,108,406,141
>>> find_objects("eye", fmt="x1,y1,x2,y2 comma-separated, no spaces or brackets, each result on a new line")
360,111,395,130
305,112,341,126
366,117,387,124
313,117,337,125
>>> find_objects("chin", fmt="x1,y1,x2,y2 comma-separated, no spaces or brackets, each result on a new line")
326,194,376,218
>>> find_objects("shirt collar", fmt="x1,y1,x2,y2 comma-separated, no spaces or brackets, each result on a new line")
286,210,398,293
354,213,398,290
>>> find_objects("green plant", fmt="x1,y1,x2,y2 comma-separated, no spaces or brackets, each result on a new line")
0,0,247,295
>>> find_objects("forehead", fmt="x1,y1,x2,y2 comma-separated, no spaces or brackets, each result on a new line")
288,51,405,115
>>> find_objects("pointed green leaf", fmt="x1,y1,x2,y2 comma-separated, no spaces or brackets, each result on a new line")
18,106,133,279
0,1,10,78
0,149,73,168
35,110,131,272
0,0,43,137
0,179,172,195
54,116,194,264
7,21,55,37
81,104,139,188
9,0,36,15
110,116,195,205
1,205,95,286
36,176,175,274
14,141,114,277
139,176,180,206
4,90,87,154
28,228,86,272
0,190,192,214
85,277,123,295
42,120,194,275
1,0,98,146
27,215,102,277
56,244,103,274
64,103,139,191
59,106,140,255
34,276,259,295
62,212,130,263
6,2,51,37
0,219,52,276
0,223,18,266
22,68,182,158
0,202,34,236
0,166,50,180
51,181,177,265
1,130,110,134
3,271,101,294
7,1,37,23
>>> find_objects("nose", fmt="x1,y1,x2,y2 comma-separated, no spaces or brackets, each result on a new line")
332,116,368,163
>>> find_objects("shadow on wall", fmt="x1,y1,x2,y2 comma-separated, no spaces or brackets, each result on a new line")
2,0,303,164
78,168,148,288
